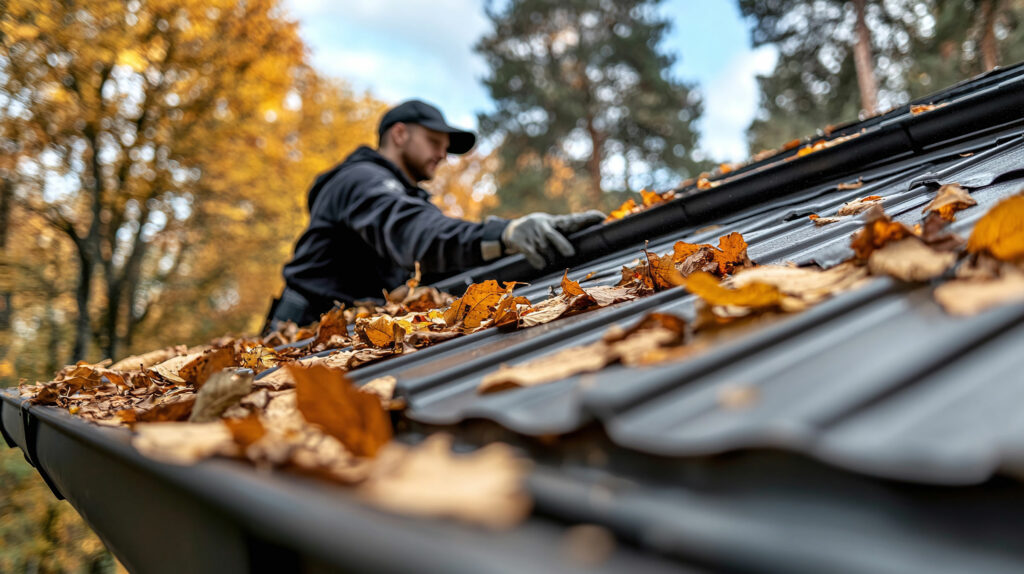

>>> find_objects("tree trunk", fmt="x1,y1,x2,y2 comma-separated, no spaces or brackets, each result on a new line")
979,0,1000,71
852,0,879,116
584,113,605,207
0,176,12,333
71,250,93,361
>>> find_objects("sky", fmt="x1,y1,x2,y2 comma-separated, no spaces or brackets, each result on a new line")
283,1,777,163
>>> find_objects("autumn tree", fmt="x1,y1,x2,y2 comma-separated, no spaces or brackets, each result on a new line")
476,0,703,215
908,0,1024,98
1,0,309,362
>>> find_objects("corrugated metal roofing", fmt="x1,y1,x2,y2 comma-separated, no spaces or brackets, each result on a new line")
5,63,1024,573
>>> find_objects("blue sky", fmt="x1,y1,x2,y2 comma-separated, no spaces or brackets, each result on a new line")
284,1,776,163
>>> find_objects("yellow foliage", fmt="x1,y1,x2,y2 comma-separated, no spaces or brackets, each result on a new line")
967,194,1024,261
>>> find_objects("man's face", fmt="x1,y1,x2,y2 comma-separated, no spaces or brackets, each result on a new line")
398,124,450,182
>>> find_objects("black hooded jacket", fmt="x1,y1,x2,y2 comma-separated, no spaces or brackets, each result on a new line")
281,146,507,310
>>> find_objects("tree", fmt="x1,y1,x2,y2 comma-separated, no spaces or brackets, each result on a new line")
476,0,704,215
742,0,1024,152
908,0,1024,98
741,0,927,151
1,0,308,361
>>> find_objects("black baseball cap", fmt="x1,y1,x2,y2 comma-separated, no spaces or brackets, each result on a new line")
378,99,476,155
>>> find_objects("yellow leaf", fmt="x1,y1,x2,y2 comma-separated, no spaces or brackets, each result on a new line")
966,194,1024,262
683,271,783,309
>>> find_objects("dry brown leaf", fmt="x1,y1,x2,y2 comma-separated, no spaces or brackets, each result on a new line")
560,270,588,297
479,345,609,394
922,183,977,222
357,434,532,530
672,232,750,276
238,345,279,374
356,315,406,348
312,306,349,349
180,347,236,388
225,414,266,450
850,206,915,260
136,395,196,423
731,263,868,310
443,279,505,330
809,214,842,226
148,353,202,384
836,179,864,191
934,266,1024,316
966,193,1024,262
867,236,957,282
132,422,237,465
645,250,685,290
359,376,405,410
837,195,884,216
289,364,392,458
189,370,254,423
910,103,947,115
109,346,186,371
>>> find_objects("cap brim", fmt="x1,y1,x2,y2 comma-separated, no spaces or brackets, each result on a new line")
419,118,476,155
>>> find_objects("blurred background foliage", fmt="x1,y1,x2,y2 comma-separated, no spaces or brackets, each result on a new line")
0,0,1020,571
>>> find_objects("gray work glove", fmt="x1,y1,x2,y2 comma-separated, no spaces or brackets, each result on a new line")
501,210,606,269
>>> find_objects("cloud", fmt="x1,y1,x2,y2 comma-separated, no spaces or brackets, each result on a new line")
284,0,494,126
697,46,778,163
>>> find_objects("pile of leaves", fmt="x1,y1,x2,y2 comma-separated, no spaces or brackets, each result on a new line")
605,189,678,222
476,186,1024,394
17,185,1024,530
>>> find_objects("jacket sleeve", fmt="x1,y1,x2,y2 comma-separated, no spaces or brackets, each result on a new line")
320,165,508,274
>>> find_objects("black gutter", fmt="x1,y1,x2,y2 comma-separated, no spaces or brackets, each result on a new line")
433,67,1024,293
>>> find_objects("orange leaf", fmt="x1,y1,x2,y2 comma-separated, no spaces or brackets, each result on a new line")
683,272,783,309
644,250,685,290
443,279,506,329
967,194,1024,261
560,270,587,297
289,364,392,458
605,198,638,222
225,414,266,449
313,306,348,348
921,183,977,222
850,207,915,260
356,315,406,348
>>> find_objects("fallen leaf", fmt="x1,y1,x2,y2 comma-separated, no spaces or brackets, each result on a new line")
836,179,864,191
356,315,406,348
850,206,915,260
224,414,266,450
910,103,946,115
837,195,884,216
560,270,588,297
238,345,278,374
479,345,609,394
132,422,237,465
180,347,236,388
672,232,750,276
189,370,254,423
730,262,868,310
289,364,392,457
605,198,638,222
359,376,405,410
934,266,1024,316
809,213,842,226
136,395,196,423
109,346,186,371
444,279,505,330
868,236,957,281
644,250,685,290
357,434,532,530
684,272,784,310
922,183,977,222
966,193,1024,262
312,306,348,349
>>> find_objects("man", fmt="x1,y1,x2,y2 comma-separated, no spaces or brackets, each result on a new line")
266,99,605,328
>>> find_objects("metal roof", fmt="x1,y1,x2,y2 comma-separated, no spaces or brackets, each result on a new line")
5,63,1024,574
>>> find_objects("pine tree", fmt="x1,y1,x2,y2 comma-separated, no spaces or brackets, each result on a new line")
476,0,703,215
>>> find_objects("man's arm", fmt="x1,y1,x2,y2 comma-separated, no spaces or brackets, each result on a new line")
332,168,507,274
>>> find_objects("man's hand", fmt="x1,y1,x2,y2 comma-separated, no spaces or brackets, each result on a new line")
501,210,606,269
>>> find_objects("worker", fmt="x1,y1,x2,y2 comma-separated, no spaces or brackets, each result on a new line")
265,99,605,329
